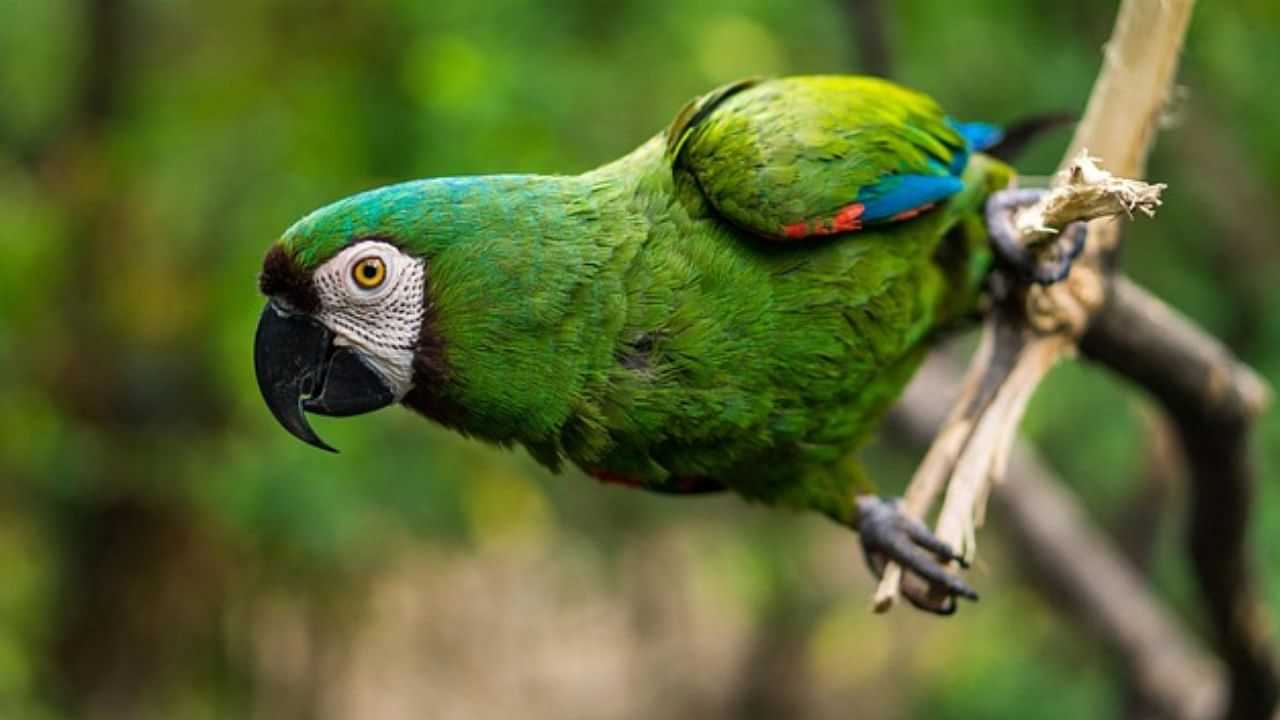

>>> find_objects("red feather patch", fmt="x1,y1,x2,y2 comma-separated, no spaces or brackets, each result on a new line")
779,202,864,240
889,202,935,222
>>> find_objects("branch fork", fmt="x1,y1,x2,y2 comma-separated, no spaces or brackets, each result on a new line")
873,154,1165,611
864,0,1278,715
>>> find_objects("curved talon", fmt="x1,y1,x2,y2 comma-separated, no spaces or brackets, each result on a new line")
902,513,970,570
902,579,957,615
1065,221,1087,260
985,189,1088,286
913,596,957,615
855,496,978,615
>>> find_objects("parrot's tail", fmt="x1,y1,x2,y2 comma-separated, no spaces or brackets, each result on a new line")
984,112,1076,163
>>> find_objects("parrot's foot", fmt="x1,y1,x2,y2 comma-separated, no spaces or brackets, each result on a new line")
855,495,977,615
986,188,1087,285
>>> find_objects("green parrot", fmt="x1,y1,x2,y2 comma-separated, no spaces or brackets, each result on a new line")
253,76,1080,613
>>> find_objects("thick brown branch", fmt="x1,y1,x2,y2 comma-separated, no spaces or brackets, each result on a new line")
994,455,1225,720
1081,277,1278,720
1081,277,1270,421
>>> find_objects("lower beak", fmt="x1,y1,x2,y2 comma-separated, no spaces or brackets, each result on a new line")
253,301,395,452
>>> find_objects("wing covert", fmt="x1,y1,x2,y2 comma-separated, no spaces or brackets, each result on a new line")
669,76,990,242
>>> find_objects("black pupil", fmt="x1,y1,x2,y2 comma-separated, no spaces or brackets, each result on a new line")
361,262,378,280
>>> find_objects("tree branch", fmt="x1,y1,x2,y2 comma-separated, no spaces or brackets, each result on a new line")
889,354,1225,720
873,0,1196,612
853,0,1276,715
889,273,1279,718
1012,151,1164,253
1081,277,1278,720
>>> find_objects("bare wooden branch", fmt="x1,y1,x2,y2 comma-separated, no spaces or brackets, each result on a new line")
993,467,1224,720
872,162,1165,607
889,353,1226,720
1082,277,1271,419
1063,6,1279,707
1014,151,1166,251
1081,276,1278,720
872,0,1197,613
853,0,1276,714
1061,0,1196,181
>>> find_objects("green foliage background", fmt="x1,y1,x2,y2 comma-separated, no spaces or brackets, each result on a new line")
0,0,1277,718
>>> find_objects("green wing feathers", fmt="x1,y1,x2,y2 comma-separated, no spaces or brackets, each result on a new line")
668,76,974,241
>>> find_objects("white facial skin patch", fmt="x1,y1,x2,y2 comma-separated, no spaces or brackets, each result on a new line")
312,241,425,400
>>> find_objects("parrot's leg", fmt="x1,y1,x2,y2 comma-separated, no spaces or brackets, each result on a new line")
855,495,978,615
985,188,1087,285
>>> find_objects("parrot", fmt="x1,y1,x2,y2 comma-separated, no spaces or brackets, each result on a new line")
253,76,1082,613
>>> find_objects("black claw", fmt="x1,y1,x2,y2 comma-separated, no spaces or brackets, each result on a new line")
1029,221,1089,284
902,515,964,566
1065,222,1087,260
905,592,958,616
901,544,978,600
1029,258,1072,285
855,496,978,612
986,189,1088,286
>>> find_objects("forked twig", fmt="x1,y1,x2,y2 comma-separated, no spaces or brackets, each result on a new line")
873,0,1193,611
874,154,1164,610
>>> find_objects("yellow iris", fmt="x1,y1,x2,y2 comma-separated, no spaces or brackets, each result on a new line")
352,257,386,289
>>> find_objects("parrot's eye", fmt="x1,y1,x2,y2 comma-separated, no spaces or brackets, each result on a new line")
352,257,386,289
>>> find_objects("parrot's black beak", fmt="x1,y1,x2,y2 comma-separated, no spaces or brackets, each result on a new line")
253,301,395,452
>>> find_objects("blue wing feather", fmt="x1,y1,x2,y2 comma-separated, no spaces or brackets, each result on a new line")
856,118,1002,223
947,119,1004,152
857,174,964,222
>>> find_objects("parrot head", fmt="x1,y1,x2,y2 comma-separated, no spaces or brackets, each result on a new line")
254,184,436,452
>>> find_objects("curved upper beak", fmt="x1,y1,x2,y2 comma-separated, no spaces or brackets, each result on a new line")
253,301,395,452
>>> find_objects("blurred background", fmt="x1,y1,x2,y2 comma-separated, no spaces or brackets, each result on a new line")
1,0,1278,718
